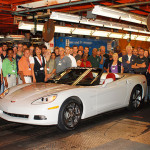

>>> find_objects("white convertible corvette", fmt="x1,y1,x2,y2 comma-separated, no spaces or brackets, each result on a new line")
0,68,147,131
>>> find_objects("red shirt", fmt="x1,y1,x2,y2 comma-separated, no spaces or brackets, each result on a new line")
80,61,91,67
148,64,150,70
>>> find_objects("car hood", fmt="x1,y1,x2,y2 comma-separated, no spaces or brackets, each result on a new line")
5,83,77,102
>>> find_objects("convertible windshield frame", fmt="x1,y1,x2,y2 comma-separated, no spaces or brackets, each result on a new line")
48,67,103,86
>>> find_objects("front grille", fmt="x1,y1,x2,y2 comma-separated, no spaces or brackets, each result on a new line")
3,111,29,119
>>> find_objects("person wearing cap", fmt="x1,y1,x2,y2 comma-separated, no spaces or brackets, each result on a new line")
18,49,32,83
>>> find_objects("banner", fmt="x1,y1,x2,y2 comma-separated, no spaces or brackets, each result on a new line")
55,36,112,55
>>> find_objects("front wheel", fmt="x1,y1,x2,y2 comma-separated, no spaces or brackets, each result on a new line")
128,86,142,110
58,99,82,131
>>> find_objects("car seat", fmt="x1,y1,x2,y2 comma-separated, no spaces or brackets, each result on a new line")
106,73,116,81
102,73,116,87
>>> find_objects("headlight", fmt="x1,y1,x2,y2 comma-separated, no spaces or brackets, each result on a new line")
0,89,9,99
31,94,57,105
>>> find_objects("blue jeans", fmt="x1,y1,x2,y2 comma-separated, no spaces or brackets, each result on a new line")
145,86,150,100
0,82,4,94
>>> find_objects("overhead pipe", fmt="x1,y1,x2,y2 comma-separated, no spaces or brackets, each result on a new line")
13,0,102,16
105,0,150,14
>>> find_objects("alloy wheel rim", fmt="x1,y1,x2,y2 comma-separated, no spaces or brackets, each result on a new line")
132,89,142,108
63,102,81,128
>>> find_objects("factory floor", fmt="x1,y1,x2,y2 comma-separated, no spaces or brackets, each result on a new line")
0,103,150,150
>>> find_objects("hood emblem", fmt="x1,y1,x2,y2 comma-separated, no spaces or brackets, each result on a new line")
11,101,16,103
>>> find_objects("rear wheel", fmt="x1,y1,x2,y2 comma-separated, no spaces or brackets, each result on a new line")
58,99,82,131
128,86,142,110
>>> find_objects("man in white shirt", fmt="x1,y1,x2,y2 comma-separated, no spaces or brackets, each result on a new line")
65,46,77,67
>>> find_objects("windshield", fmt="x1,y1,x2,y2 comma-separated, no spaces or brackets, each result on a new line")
47,68,103,86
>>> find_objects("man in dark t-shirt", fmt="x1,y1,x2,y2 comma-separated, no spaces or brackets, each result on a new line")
103,50,114,72
88,48,100,68
132,48,148,75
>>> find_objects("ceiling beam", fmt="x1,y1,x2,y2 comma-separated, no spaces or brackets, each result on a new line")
0,8,12,12
11,0,41,5
0,22,15,25
0,17,14,20
0,1,9,5
0,25,17,27
110,1,150,8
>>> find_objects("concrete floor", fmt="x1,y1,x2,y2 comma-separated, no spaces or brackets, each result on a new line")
0,104,150,150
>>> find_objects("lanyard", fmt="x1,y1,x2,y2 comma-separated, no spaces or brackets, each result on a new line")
26,59,30,68
38,57,42,66
9,59,15,71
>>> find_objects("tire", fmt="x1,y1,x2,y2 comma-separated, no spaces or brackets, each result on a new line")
128,86,142,111
58,99,82,131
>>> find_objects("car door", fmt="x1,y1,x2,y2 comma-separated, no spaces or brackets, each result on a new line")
96,79,127,114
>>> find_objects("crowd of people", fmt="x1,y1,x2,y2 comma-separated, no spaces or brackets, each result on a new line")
0,43,150,100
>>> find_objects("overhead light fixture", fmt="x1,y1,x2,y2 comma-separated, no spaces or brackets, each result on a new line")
55,26,75,34
50,12,149,35
19,21,43,31
131,35,148,41
147,37,150,42
109,33,126,39
5,35,25,41
0,35,4,39
72,28,94,36
92,30,111,37
50,12,104,27
122,34,130,39
6,35,25,38
18,21,150,42
92,5,147,25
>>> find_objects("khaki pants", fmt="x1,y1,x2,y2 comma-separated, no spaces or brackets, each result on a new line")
18,75,23,85
24,76,32,83
6,74,16,88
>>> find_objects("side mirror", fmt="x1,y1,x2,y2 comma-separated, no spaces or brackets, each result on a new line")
102,78,113,88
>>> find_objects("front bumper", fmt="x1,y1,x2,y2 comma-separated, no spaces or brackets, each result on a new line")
0,105,59,126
